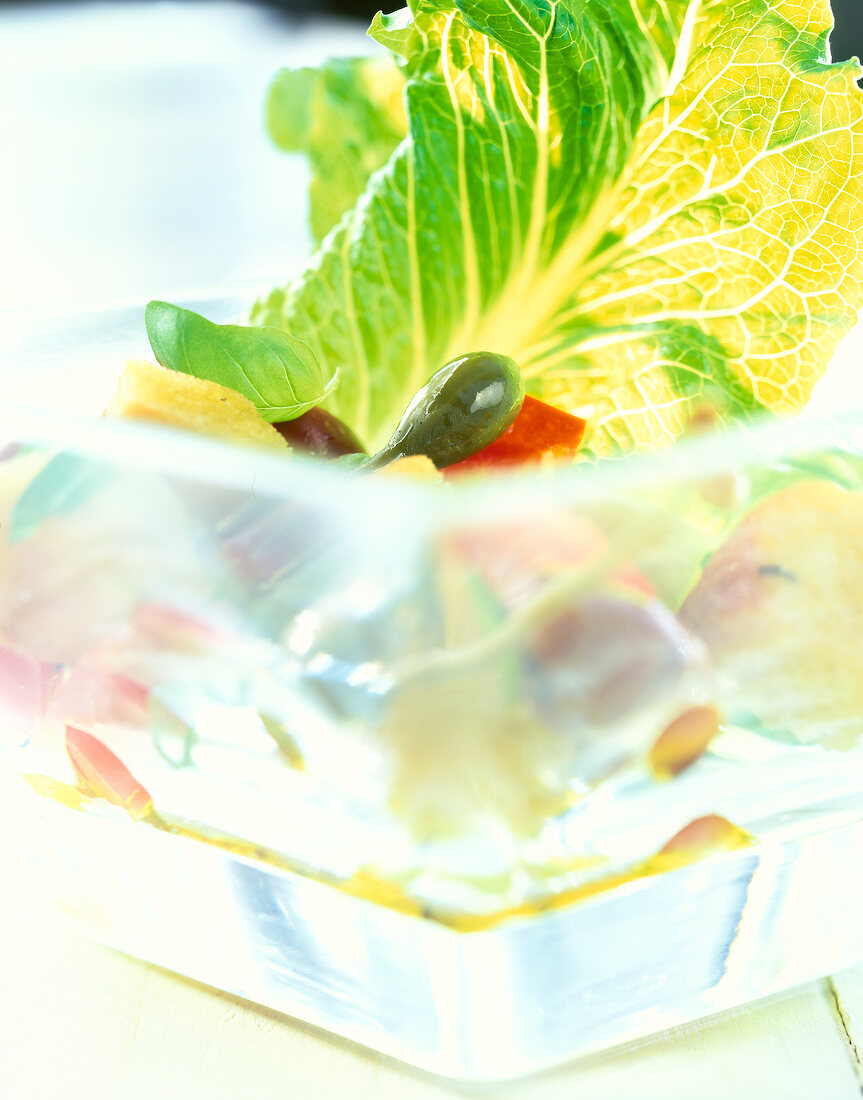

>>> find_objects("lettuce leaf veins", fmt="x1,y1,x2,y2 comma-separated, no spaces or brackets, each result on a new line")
254,0,863,456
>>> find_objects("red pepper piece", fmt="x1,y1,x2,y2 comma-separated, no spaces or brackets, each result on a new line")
65,725,154,821
444,395,586,474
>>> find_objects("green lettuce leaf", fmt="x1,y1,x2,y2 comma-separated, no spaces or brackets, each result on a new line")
254,0,863,455
266,56,407,244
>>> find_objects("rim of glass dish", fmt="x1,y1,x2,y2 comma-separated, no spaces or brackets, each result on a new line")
3,297,863,528
4,397,860,527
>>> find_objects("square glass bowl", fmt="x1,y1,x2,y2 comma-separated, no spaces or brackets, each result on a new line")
3,302,863,1081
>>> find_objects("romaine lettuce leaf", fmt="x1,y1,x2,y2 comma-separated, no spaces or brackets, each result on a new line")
254,0,863,455
266,56,407,244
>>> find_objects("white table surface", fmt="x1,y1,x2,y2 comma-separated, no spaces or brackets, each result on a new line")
2,861,863,1100
1,764,862,1100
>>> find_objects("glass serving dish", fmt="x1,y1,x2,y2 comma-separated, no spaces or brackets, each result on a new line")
3,301,863,1081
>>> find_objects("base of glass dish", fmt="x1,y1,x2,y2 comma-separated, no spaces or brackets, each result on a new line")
12,778,863,1082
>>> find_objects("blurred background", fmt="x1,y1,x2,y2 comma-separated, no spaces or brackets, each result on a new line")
170,0,863,57
310,0,863,55
0,0,860,316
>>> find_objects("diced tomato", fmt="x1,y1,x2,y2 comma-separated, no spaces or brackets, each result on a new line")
444,395,586,475
65,725,154,821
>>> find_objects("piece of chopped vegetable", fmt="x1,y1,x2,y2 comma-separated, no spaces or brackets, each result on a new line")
444,395,586,474
65,725,154,821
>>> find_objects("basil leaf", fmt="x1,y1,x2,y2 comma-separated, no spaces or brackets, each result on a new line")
145,301,336,423
9,454,113,544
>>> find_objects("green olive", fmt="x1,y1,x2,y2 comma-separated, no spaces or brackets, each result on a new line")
366,352,524,470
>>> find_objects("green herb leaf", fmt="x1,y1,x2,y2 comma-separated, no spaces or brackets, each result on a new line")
145,301,336,423
254,0,863,455
9,454,112,544
267,56,407,244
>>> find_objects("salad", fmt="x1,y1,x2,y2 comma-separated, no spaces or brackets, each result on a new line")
3,0,863,925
